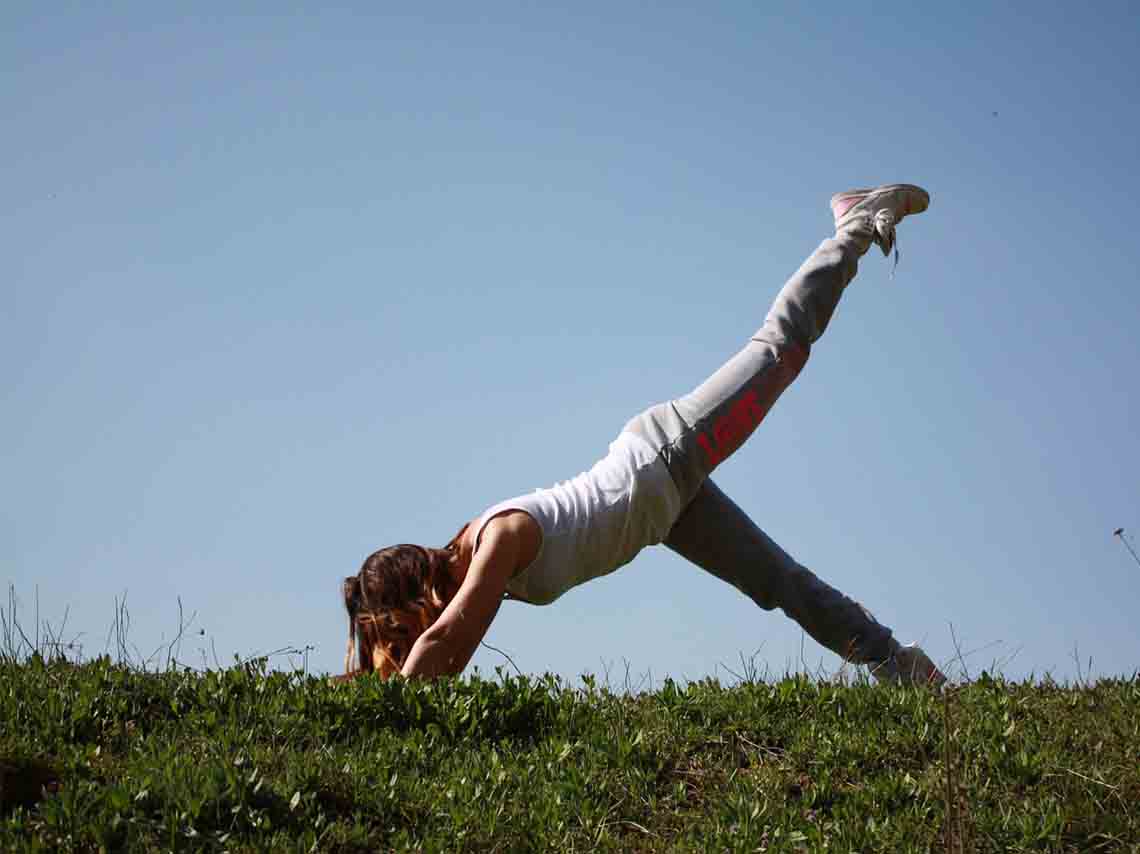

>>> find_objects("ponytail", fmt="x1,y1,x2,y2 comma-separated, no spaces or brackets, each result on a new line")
343,574,363,672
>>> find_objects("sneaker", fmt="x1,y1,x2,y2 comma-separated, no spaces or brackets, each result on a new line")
830,183,931,259
872,641,947,689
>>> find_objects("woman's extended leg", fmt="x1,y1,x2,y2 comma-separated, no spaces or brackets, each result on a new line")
662,478,894,666
623,184,929,506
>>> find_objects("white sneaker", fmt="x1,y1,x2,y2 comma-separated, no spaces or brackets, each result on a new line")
872,641,947,689
830,183,931,258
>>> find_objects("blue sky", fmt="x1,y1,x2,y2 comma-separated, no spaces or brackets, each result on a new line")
4,3,1138,684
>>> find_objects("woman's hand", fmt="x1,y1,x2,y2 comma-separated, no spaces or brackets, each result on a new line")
328,670,366,685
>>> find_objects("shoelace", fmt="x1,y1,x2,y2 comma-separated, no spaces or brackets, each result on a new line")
873,209,900,277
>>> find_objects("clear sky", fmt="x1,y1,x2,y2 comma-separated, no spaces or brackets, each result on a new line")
5,3,1138,684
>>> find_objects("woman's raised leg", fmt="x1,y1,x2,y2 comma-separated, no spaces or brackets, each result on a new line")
623,184,930,506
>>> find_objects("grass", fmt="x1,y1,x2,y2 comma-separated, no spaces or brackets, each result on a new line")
2,650,1138,852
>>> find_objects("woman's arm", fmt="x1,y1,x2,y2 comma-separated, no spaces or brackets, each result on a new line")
400,514,534,679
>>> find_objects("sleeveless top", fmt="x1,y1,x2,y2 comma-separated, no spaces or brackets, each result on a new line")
471,432,682,605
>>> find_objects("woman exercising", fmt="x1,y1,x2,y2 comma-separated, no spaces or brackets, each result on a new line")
342,183,945,688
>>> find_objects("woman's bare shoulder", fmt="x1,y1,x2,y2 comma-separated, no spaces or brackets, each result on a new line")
481,509,542,570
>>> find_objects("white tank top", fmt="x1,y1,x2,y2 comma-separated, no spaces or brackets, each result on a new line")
472,432,682,605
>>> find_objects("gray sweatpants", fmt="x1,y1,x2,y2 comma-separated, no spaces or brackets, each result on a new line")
623,228,895,665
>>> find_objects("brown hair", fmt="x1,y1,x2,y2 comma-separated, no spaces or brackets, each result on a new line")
343,528,467,678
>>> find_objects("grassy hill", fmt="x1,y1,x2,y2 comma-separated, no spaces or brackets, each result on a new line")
1,657,1137,852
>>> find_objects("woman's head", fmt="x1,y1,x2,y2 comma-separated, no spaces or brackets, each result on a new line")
343,533,466,678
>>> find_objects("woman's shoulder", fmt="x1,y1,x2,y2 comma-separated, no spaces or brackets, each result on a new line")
480,508,542,552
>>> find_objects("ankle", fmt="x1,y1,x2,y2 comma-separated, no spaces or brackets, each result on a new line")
834,220,875,257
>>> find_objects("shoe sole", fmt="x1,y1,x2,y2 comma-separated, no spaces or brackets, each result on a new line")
831,183,930,218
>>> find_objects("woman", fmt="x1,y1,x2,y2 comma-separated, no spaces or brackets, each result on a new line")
342,183,946,688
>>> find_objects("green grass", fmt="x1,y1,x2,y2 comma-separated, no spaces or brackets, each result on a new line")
1,656,1137,852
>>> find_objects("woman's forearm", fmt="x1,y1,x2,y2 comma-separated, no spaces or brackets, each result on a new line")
401,629,473,679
